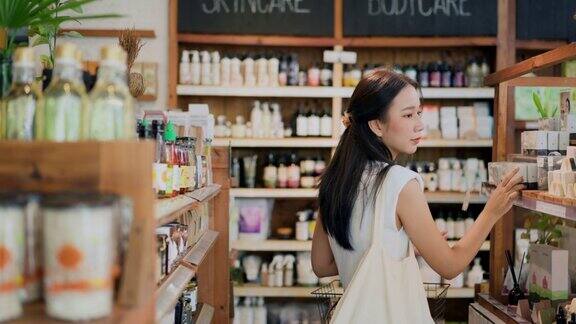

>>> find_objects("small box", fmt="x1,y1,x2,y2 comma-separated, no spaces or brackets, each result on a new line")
457,106,475,119
535,131,548,156
547,131,559,153
528,244,569,301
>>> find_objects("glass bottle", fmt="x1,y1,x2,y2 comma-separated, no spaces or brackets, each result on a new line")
418,63,429,88
3,47,42,140
89,45,135,140
164,121,178,197
41,43,88,141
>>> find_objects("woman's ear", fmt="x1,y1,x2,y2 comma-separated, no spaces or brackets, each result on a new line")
368,119,384,137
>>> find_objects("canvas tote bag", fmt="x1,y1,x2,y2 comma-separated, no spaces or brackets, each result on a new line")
330,168,434,324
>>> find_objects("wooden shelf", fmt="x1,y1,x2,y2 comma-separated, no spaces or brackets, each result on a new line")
476,293,531,323
231,239,489,252
340,36,497,48
212,138,337,148
514,191,576,221
418,139,492,147
155,184,221,226
11,301,152,324
177,34,497,48
230,188,317,198
234,284,475,299
177,85,494,99
516,39,568,51
61,28,156,38
155,230,219,321
178,33,336,47
230,188,488,203
232,239,312,251
192,303,215,324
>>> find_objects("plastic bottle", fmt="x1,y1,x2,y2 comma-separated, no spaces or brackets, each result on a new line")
466,258,485,288
200,50,211,86
307,108,320,137
190,50,201,85
296,211,309,241
250,100,263,138
320,108,332,137
254,297,267,324
179,50,191,84
211,51,221,86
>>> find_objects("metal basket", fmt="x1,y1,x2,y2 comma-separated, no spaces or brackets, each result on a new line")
311,280,450,323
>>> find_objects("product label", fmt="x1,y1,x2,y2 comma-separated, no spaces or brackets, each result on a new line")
155,163,168,192
181,166,192,190
172,165,181,192
166,166,173,195
91,98,125,140
44,95,82,141
6,96,36,140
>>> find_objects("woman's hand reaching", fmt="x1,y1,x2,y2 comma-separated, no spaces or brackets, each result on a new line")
483,167,525,222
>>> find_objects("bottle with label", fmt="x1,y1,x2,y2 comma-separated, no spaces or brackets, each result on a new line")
296,107,308,137
307,108,320,137
429,62,441,87
288,154,301,188
262,102,272,138
277,156,288,188
288,54,299,86
254,297,267,324
2,47,41,140
89,45,134,140
164,121,177,197
42,43,88,141
320,63,332,87
211,51,220,86
349,65,362,87
418,63,429,88
453,64,465,87
278,55,288,86
271,103,283,138
296,211,309,241
243,54,256,87
250,100,263,138
320,109,332,137
300,157,316,189
190,50,201,85
268,54,280,87
200,51,211,86
231,157,241,188
179,50,191,84
256,54,269,86
314,156,326,184
307,63,320,87
263,154,278,189
155,123,171,198
230,56,243,86
441,62,452,88
220,55,231,86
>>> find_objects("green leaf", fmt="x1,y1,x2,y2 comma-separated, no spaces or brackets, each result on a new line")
40,54,52,69
30,35,49,47
533,91,546,118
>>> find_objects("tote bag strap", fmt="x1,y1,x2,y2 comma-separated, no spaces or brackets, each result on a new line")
371,166,423,251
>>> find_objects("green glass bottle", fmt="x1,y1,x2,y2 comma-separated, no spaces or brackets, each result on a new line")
88,45,135,140
3,47,42,140
41,43,88,141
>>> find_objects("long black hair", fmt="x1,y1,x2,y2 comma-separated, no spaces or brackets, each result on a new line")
318,69,419,250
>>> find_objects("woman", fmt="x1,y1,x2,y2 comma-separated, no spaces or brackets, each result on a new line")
311,69,523,323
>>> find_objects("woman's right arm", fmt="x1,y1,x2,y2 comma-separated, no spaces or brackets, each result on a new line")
398,168,523,279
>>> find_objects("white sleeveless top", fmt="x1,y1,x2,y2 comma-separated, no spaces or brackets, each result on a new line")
328,163,424,289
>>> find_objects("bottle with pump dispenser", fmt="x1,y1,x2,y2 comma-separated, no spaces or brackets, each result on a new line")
283,255,295,287
250,100,263,138
254,297,267,324
190,50,201,85
42,43,88,141
200,51,212,86
179,50,191,84
268,55,280,87
261,102,272,138
211,51,220,86
3,47,42,140
220,55,231,86
466,258,485,288
89,45,134,140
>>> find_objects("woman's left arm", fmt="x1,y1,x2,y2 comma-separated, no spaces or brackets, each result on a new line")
311,214,339,277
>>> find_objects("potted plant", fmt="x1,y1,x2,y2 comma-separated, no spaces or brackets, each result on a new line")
522,213,563,247
0,0,119,91
532,89,559,131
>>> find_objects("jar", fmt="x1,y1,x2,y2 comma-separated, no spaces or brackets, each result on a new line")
42,194,119,321
0,194,27,322
23,194,42,303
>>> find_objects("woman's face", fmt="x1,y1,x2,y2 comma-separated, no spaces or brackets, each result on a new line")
371,85,424,159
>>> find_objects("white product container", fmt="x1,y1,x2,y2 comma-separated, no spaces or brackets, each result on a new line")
0,195,26,322
43,194,118,321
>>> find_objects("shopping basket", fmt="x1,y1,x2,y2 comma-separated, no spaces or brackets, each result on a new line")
311,280,450,323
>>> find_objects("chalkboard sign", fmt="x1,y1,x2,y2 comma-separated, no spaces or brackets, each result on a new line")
178,0,333,37
517,0,576,41
343,0,497,37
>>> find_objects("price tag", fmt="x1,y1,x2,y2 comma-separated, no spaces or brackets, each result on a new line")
535,200,566,218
